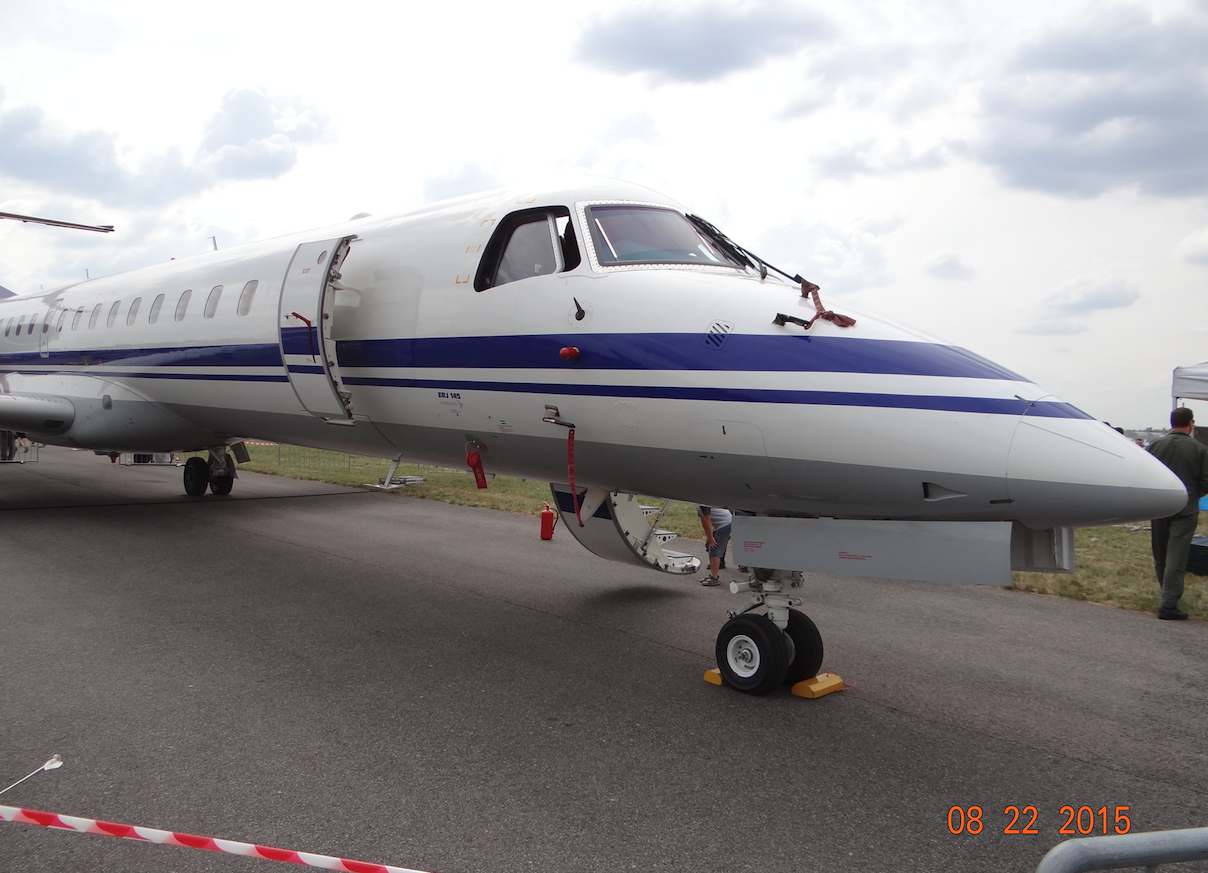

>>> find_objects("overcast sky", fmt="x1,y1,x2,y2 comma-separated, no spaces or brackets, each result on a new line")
2,0,1206,427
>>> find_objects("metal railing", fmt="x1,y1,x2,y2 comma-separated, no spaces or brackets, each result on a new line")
1036,827,1208,872
0,434,39,463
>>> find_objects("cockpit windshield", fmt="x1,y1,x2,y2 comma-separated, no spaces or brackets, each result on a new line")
584,205,747,269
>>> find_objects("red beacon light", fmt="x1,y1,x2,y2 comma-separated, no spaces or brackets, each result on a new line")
559,347,580,360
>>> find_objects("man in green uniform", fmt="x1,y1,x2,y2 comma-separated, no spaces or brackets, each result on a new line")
1147,407,1208,620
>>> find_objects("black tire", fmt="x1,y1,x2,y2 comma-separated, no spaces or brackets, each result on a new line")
183,457,209,496
715,614,788,695
782,609,824,685
209,473,234,496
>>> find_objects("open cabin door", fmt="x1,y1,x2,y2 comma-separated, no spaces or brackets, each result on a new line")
278,237,356,421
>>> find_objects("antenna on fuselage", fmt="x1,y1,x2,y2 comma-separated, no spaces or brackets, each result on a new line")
208,236,218,251
0,211,114,234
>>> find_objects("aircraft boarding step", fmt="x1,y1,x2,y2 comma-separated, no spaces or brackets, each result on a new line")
378,475,426,487
639,504,680,543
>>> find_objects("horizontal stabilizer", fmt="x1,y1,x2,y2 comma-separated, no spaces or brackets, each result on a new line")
0,392,76,434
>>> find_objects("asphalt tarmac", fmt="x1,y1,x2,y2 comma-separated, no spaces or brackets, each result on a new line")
2,447,1207,873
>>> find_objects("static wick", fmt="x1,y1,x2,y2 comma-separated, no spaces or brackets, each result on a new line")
0,755,64,797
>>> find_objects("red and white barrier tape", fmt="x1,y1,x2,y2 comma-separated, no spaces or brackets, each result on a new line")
0,804,433,873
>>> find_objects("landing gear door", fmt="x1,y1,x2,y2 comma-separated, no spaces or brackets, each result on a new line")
278,237,356,421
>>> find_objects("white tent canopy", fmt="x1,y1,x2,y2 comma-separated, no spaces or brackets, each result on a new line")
1173,362,1208,403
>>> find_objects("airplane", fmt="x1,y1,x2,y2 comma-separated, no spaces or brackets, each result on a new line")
0,177,1188,694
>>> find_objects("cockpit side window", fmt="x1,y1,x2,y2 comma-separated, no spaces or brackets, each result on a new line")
583,205,746,269
475,206,580,291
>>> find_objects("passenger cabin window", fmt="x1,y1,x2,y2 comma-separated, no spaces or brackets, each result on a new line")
55,308,68,332
71,307,84,331
148,294,165,324
12,315,23,335
475,206,581,291
89,304,102,329
204,285,223,319
106,301,121,328
27,313,37,335
174,289,192,322
127,297,142,325
236,280,258,316
583,205,745,268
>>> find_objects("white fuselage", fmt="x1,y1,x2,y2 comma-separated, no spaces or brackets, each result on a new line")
0,179,1186,530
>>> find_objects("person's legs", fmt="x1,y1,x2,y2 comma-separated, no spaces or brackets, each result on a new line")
1152,515,1171,585
702,524,731,584
1161,509,1198,610
713,524,731,567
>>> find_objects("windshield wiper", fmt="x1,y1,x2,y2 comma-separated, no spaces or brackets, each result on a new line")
685,214,855,330
686,213,806,286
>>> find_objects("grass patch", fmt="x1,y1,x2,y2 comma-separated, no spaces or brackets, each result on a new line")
1011,516,1208,620
224,443,1208,619
226,443,707,537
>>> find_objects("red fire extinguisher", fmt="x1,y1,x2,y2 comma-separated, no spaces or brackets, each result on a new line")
540,502,556,540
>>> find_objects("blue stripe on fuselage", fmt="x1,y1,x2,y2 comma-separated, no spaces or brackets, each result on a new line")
1,334,1022,380
340,374,1092,419
1,333,1081,417
336,334,1026,380
0,343,282,369
281,326,320,358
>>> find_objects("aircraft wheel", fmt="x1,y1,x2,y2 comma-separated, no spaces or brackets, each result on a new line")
715,614,788,695
183,457,209,496
782,609,824,685
209,473,234,496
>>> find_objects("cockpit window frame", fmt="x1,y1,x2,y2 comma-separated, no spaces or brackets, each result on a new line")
474,205,581,292
575,200,749,276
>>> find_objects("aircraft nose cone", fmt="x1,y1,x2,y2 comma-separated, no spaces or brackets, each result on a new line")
1007,412,1187,528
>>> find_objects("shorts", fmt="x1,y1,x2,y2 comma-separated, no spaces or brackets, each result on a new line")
709,523,731,559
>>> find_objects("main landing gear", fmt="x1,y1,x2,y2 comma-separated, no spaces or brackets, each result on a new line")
183,447,236,497
714,569,824,695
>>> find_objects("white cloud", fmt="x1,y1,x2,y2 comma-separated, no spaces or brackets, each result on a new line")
422,163,504,202
975,4,1208,198
922,250,975,280
1046,275,1140,314
1175,227,1208,265
598,113,659,148
0,5,125,51
1015,317,1088,336
0,88,330,207
1016,275,1140,335
756,216,902,295
813,139,948,180
574,2,832,83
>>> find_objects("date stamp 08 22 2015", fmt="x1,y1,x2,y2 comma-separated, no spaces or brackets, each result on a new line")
948,806,1133,836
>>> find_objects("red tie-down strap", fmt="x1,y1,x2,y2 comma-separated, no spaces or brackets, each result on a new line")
567,427,583,527
465,447,488,489
802,280,856,328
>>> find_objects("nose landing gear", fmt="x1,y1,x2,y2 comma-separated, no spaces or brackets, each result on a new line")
713,569,825,695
